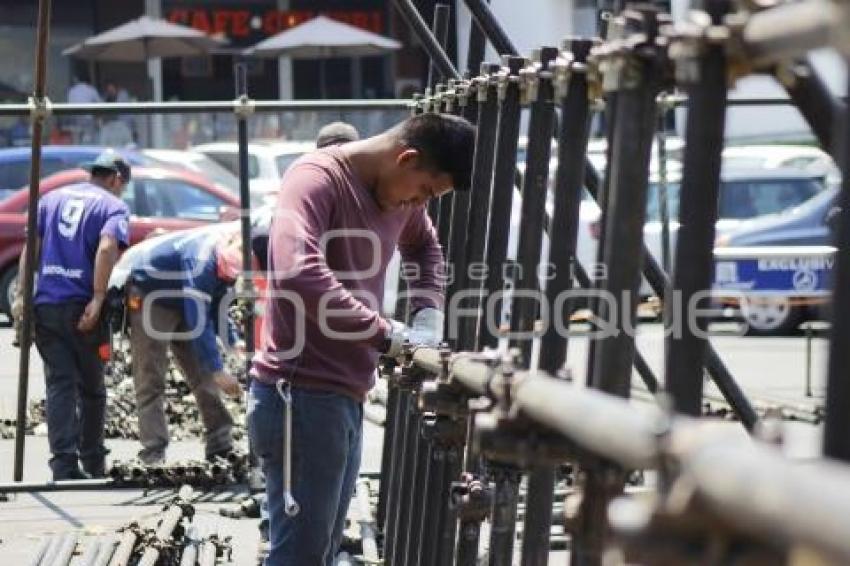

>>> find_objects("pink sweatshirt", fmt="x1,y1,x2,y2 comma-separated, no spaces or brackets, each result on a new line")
251,147,444,401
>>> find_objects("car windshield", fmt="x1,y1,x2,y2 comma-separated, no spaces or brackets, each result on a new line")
719,178,823,219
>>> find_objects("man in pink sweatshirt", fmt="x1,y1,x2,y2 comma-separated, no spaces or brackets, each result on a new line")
249,113,475,565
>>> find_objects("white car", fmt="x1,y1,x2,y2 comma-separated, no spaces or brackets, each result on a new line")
192,140,316,206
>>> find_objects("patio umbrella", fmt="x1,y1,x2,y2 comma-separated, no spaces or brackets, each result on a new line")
244,15,401,98
63,15,226,62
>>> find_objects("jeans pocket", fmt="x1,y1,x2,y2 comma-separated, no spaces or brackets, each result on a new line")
247,387,282,461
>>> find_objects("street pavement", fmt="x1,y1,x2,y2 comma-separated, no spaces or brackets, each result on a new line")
0,320,828,562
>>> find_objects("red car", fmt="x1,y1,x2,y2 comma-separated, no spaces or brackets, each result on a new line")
0,166,241,317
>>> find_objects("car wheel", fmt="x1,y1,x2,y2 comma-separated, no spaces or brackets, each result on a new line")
0,265,18,318
740,296,802,336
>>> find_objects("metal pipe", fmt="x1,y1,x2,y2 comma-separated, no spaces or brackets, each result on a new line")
780,57,847,160
0,95,817,119
198,539,217,566
539,40,593,376
392,0,459,80
234,63,255,375
383,389,411,564
824,61,850,462
397,409,424,565
665,0,729,417
509,47,559,363
465,4,487,76
376,379,399,531
488,466,521,566
0,98,409,117
92,536,118,566
80,538,102,566
478,56,526,349
457,65,500,351
412,349,660,469
676,424,850,563
428,4,451,89
0,479,116,493
436,443,462,565
462,0,518,57
14,0,51,484
179,542,198,566
108,529,137,566
355,480,380,562
138,504,187,566
419,433,446,566
740,0,849,69
27,536,52,566
50,533,77,566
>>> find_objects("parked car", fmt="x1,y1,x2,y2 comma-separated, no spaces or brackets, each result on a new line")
712,186,839,334
0,166,241,316
192,140,316,205
0,145,153,202
143,148,240,196
721,145,838,181
635,167,826,269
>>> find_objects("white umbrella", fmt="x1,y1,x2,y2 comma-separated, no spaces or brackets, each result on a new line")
63,15,226,62
245,15,401,98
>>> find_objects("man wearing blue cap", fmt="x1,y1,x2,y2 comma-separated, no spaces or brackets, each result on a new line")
14,150,131,480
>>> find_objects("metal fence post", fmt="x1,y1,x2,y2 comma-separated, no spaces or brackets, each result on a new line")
664,0,730,416
478,56,526,349
14,0,52,482
577,7,666,564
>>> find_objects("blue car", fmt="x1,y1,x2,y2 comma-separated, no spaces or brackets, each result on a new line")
0,145,152,201
715,187,838,334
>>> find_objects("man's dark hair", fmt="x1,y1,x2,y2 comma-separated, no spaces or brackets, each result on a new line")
396,113,476,191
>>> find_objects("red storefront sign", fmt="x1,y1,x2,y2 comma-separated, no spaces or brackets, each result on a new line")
166,7,384,43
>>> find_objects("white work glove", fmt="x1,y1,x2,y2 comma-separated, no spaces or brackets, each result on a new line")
409,307,444,347
383,319,408,358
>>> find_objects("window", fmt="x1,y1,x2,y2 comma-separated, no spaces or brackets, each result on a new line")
645,182,681,222
203,151,260,179
0,157,66,193
275,153,305,176
719,179,822,219
120,180,140,215
137,179,225,221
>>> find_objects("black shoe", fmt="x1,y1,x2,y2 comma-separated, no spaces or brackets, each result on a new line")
53,467,91,481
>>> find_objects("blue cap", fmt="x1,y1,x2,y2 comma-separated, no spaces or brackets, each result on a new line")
81,150,131,182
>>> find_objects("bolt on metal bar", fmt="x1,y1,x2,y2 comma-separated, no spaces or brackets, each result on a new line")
823,58,850,462
665,0,730,417
14,0,51,484
478,56,526,349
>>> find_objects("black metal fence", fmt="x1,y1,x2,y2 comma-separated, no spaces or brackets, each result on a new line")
6,0,850,563
373,0,850,564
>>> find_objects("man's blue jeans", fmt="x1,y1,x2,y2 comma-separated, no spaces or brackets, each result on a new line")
249,381,362,566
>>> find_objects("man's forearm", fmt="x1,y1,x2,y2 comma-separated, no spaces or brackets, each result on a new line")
92,244,119,297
